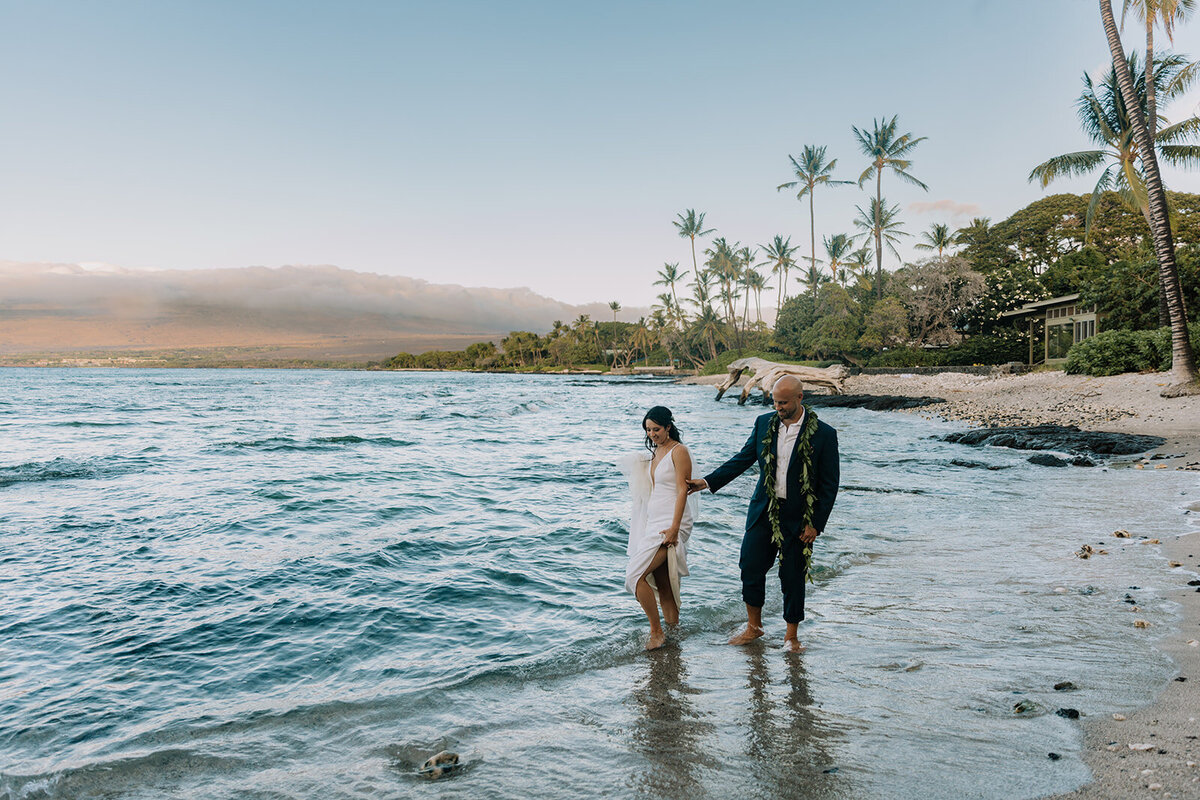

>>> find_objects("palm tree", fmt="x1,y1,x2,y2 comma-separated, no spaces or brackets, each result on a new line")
845,245,874,288
954,217,992,248
914,223,955,256
1101,0,1198,393
1122,0,1195,140
609,301,621,323
743,268,770,327
1028,51,1200,239
777,145,853,285
757,234,799,317
852,116,928,296
823,233,854,284
673,209,715,285
852,198,910,281
704,237,741,327
737,247,757,330
653,262,688,324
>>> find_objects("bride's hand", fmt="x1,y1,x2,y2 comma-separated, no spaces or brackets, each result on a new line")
660,527,679,546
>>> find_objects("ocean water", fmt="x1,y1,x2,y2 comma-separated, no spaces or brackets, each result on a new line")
1,368,1197,800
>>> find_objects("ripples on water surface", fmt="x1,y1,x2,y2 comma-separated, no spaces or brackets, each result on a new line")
1,369,1197,799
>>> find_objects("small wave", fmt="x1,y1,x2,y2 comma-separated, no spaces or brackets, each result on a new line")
50,420,131,428
0,456,145,488
311,435,414,447
842,484,927,495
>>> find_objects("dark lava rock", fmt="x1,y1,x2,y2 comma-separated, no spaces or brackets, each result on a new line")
1048,752,1062,761
950,458,1010,470
1053,681,1076,691
806,394,945,412
942,425,1163,456
1027,453,1098,467
1029,454,1070,467
1188,580,1200,587
1055,708,1080,720
1176,676,1188,682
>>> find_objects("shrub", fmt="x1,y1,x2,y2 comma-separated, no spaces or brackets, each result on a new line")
1064,328,1170,376
866,347,943,368
940,334,1026,366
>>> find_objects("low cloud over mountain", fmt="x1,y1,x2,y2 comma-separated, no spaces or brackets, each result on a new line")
0,262,643,359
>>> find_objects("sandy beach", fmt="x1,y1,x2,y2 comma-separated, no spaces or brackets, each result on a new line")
688,368,1200,797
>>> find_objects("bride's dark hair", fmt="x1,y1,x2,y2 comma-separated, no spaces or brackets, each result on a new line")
642,406,681,452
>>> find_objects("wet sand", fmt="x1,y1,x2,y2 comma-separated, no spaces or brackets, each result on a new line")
686,368,1200,797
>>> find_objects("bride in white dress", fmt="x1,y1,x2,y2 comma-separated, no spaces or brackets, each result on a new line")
620,406,697,650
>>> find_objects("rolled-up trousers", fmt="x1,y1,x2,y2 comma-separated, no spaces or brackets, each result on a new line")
739,516,808,623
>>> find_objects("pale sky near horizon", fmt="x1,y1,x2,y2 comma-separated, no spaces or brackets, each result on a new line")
2,0,1199,309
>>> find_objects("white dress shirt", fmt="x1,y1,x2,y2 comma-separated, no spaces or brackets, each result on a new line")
774,410,805,499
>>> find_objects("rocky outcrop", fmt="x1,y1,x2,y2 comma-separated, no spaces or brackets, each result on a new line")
806,394,945,412
942,425,1163,457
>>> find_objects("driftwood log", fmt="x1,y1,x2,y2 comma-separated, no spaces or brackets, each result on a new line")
714,358,849,404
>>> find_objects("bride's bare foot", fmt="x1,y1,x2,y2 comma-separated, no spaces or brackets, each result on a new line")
646,629,666,650
728,625,764,646
784,637,806,654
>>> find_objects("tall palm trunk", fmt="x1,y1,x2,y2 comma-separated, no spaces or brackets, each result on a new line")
809,191,817,296
874,166,884,299
1101,0,1199,393
1141,13,1171,327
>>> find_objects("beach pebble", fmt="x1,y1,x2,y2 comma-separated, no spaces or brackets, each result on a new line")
1054,587,1069,593
1055,707,1080,719
1114,529,1131,538
1054,681,1076,691
1142,539,1161,545
1048,752,1061,760
1135,619,1151,628
1170,561,1183,567
1113,713,1127,721
1143,769,1156,775
1187,640,1199,647
1148,783,1162,790
1131,742,1156,750
1013,700,1035,714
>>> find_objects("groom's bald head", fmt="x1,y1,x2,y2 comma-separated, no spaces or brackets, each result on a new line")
772,375,804,423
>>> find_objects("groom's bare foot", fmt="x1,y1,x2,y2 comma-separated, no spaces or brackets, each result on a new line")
784,637,806,654
646,629,666,650
728,625,764,645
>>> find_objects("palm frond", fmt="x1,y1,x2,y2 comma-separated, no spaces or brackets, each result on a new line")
1028,151,1109,186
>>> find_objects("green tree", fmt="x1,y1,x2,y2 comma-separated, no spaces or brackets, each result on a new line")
653,262,688,326
858,296,909,351
673,209,715,288
852,116,929,296
1101,0,1198,392
1121,0,1196,140
777,145,854,288
758,234,799,317
852,198,910,274
1028,51,1200,240
914,222,955,256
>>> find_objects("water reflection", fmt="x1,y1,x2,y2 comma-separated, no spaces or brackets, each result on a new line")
630,643,715,799
744,647,843,799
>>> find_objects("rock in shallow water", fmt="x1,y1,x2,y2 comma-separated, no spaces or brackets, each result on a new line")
806,394,945,411
942,425,1163,456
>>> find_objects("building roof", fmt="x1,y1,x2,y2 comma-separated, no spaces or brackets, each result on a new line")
998,293,1082,318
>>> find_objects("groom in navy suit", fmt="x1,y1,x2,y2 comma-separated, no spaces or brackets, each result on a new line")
687,375,839,653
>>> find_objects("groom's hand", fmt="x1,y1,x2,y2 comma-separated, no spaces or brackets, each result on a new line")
685,478,708,494
800,524,819,544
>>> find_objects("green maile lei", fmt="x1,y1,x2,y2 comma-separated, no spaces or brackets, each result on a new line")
760,407,819,582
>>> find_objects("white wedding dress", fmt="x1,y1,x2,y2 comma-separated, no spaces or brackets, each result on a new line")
619,445,697,599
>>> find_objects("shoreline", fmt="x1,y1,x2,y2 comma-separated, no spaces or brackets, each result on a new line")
688,368,1200,797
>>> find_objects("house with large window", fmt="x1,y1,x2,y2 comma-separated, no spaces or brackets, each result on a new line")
999,293,1101,366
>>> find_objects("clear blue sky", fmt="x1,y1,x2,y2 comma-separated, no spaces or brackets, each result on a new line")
2,0,1198,307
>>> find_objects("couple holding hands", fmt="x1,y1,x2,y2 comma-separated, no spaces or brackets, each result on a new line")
622,376,840,653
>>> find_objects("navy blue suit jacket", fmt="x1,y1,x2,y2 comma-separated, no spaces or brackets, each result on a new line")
704,411,839,537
